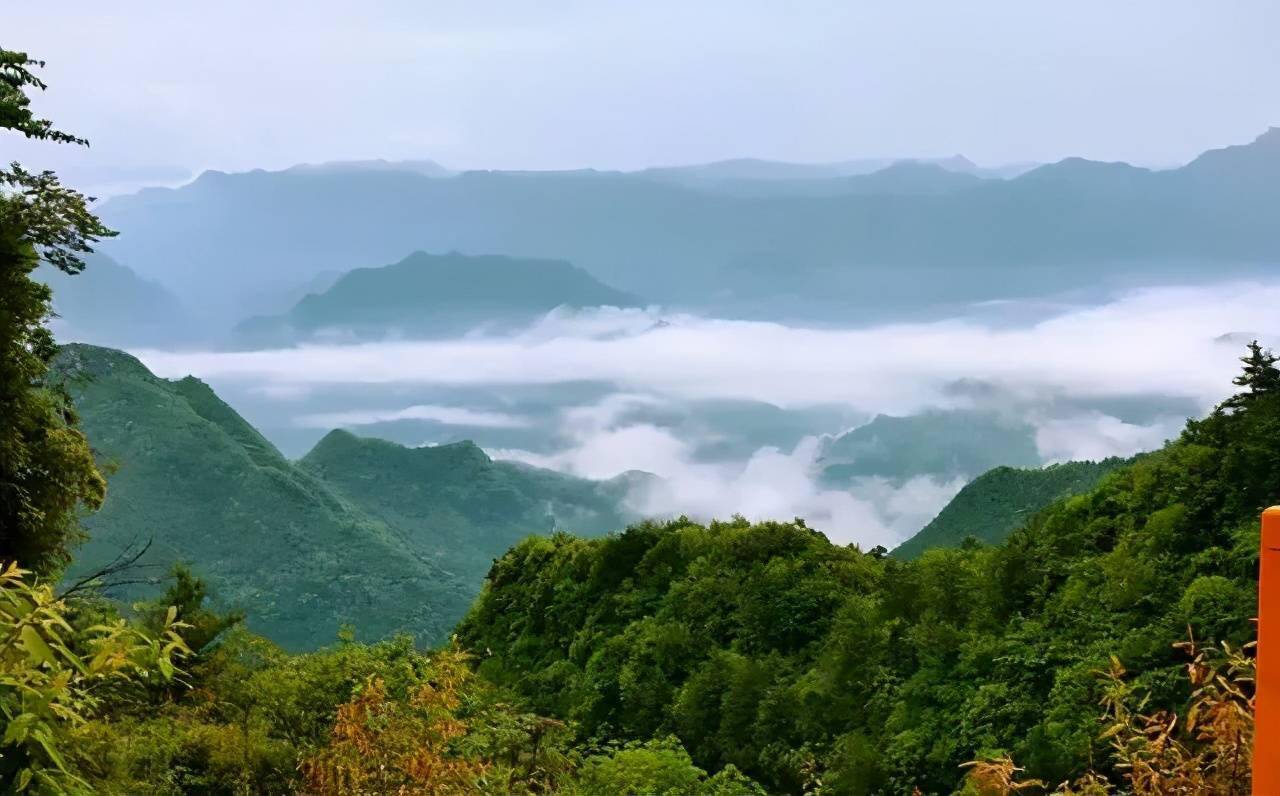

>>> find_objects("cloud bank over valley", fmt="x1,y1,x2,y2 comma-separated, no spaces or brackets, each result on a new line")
130,280,1271,547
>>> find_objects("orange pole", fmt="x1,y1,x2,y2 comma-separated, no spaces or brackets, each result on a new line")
1256,507,1280,795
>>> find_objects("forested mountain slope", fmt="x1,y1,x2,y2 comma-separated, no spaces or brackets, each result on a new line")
52,344,635,650
458,348,1275,792
53,344,468,649
891,458,1128,559
299,428,642,585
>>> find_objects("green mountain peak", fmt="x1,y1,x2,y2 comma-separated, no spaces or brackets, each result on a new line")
54,345,637,649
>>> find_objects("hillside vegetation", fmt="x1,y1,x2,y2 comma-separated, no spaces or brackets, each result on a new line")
456,346,1276,792
299,429,640,585
891,458,1128,559
53,344,470,649
53,344,636,650
46,340,1270,792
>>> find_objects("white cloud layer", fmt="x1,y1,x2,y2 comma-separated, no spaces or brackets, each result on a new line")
1034,412,1184,463
135,281,1278,416
491,411,965,548
131,280,1277,547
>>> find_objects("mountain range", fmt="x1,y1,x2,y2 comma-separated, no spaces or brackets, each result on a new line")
637,161,991,199
53,344,639,650
634,155,1026,196
97,129,1280,325
52,341,1153,651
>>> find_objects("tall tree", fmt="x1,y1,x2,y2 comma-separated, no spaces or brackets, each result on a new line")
0,48,112,574
1227,339,1280,409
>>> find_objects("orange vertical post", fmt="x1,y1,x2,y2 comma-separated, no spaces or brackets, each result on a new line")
1256,507,1280,794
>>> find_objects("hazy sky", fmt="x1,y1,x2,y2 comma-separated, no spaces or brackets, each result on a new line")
7,1,1280,177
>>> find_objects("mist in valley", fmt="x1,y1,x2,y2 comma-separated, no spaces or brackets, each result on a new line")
116,279,1263,548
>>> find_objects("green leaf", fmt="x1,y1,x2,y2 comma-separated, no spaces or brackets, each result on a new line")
34,728,70,772
19,625,57,667
2,712,33,744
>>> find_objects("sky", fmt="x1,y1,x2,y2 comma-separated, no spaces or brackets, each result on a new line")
7,1,1280,181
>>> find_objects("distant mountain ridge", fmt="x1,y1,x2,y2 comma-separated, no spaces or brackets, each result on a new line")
234,251,639,345
54,344,638,650
635,153,1028,185
284,153,1026,184
641,161,990,199
285,158,454,178
37,254,190,347
99,128,1280,323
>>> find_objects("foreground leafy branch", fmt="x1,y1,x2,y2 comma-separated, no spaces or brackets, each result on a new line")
0,563,191,793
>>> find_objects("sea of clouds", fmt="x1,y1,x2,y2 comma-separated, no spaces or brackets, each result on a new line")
133,280,1279,547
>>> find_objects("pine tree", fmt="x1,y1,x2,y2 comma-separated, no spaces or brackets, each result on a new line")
1224,340,1280,411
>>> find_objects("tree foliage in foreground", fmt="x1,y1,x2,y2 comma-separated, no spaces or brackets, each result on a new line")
964,634,1254,794
0,47,112,576
65,613,766,794
0,47,199,796
0,563,189,793
457,343,1277,793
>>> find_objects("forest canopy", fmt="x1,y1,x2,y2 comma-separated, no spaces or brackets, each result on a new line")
457,342,1276,792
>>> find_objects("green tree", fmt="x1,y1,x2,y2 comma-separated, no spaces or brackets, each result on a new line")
139,565,244,658
1225,339,1280,410
574,737,764,795
0,48,113,574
